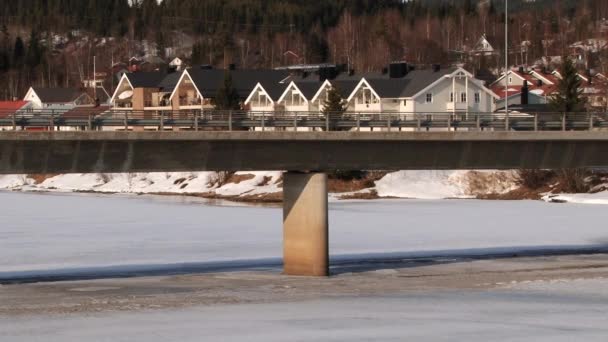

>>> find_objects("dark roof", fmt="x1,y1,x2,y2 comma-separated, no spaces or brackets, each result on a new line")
259,81,289,101
125,72,167,88
287,67,458,98
188,68,290,99
330,80,359,98
123,71,183,92
32,87,85,103
158,71,183,92
293,82,323,100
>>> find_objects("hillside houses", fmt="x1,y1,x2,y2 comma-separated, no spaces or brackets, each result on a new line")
109,63,498,117
491,67,608,110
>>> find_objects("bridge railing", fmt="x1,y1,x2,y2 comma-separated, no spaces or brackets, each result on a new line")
0,109,606,132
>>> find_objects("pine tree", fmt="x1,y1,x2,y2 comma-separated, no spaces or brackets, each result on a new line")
214,72,241,110
25,29,44,70
0,25,10,72
322,85,348,131
13,36,25,68
322,86,347,114
551,57,585,112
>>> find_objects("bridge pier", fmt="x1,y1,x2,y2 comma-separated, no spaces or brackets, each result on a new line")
283,172,329,276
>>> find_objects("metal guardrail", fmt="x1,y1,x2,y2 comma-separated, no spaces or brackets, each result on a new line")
0,109,607,132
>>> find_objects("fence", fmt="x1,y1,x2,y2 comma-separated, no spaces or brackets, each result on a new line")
0,109,607,132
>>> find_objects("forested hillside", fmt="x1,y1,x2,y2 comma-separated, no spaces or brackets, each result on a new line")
1,0,607,99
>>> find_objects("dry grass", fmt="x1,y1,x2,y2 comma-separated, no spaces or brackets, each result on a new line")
27,174,60,184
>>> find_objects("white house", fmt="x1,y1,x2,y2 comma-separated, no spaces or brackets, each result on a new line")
344,66,498,115
23,87,94,111
169,57,185,71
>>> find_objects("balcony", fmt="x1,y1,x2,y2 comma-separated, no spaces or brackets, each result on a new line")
446,102,467,112
353,102,381,112
179,97,202,107
144,99,171,109
113,101,133,109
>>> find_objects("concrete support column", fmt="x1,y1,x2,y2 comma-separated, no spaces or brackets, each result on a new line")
283,172,329,276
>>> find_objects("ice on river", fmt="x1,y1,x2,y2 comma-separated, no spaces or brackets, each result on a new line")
1,191,608,276
2,278,608,342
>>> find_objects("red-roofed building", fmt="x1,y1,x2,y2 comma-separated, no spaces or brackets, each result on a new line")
0,101,32,130
0,101,32,118
491,67,608,111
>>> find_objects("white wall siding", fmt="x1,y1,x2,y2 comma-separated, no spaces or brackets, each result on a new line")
413,77,494,113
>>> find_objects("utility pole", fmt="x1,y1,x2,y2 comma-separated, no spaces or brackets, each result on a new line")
505,0,509,129
93,55,97,101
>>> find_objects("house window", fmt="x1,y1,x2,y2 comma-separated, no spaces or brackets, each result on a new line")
449,92,454,103
460,92,467,103
508,77,513,84
403,99,407,106
474,93,481,104
426,93,433,103
356,86,379,106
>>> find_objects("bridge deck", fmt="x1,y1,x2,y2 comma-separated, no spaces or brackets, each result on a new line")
2,131,608,173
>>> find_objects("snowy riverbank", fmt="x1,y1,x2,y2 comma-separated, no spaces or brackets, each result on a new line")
0,170,518,200
1,170,607,204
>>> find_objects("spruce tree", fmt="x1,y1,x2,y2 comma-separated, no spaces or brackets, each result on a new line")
322,85,348,131
551,57,585,112
214,72,241,110
322,86,348,115
13,37,25,68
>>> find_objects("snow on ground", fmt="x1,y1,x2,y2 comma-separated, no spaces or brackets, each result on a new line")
543,192,608,205
1,191,608,276
374,170,516,199
3,279,608,341
0,172,283,198
0,170,516,200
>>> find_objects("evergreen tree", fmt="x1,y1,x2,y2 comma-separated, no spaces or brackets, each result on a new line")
25,29,44,69
0,25,10,72
551,57,585,112
322,85,348,131
13,36,25,68
214,72,241,110
156,30,166,58
322,86,348,114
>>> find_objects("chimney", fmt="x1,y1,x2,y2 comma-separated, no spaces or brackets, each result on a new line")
348,69,355,76
432,64,441,72
228,63,236,71
536,79,543,87
389,62,408,78
302,71,309,79
521,80,529,105
382,67,388,75
518,66,525,74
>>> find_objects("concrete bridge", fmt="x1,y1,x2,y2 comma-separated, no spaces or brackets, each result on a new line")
2,131,608,276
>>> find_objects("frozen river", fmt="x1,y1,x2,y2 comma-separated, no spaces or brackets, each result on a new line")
2,191,608,341
1,191,608,278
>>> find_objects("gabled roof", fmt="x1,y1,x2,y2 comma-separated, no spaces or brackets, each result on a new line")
364,68,458,98
31,87,85,103
187,68,290,99
293,82,322,100
310,80,359,103
157,71,184,92
125,72,168,88
259,80,289,101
